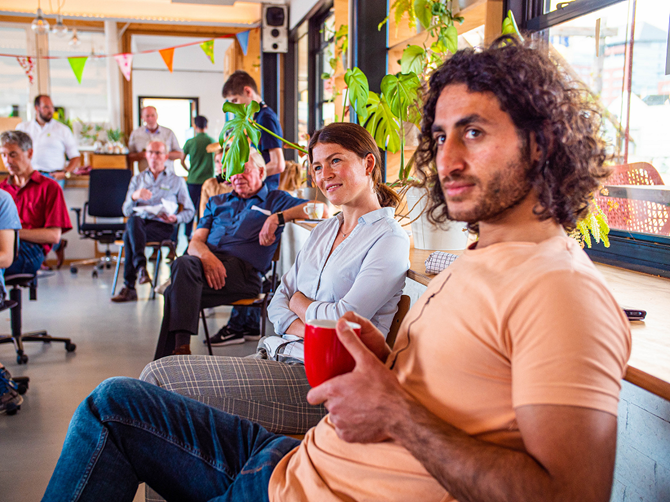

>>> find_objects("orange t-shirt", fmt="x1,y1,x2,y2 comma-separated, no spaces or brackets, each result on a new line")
269,235,632,502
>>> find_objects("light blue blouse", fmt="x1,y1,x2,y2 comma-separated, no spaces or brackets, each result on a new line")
267,207,410,342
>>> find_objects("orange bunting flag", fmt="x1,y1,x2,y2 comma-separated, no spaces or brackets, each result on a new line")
159,48,174,72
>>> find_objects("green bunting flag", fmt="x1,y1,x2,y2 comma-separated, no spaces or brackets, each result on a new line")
68,56,88,84
199,40,214,64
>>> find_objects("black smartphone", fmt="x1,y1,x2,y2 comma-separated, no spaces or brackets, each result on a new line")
623,308,647,321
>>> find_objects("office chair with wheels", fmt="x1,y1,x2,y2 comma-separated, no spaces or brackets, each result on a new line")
70,169,132,277
0,231,76,364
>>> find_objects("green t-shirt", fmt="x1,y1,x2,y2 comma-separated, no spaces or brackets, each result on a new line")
183,132,215,184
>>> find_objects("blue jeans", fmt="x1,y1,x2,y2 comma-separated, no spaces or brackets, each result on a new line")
6,240,44,276
227,307,260,333
42,377,300,502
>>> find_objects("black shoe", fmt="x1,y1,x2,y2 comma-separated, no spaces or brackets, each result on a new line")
138,267,152,285
111,287,138,303
206,326,246,346
0,364,23,416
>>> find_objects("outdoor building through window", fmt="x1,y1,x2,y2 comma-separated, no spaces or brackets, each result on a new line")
538,0,670,243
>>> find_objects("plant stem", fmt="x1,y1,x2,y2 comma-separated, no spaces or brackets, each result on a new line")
249,119,308,154
342,87,349,122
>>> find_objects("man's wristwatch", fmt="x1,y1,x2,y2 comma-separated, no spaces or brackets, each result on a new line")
64,171,72,179
275,211,285,227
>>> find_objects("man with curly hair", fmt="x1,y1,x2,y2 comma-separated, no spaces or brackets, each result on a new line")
43,37,631,502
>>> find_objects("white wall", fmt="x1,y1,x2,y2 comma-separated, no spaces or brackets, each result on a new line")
131,36,234,152
290,0,322,29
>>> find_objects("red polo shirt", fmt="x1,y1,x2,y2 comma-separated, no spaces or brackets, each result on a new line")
0,170,72,254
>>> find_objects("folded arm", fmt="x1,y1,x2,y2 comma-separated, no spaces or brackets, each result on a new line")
19,227,61,245
302,232,408,330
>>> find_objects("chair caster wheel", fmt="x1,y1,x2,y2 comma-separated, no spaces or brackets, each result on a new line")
70,266,78,274
92,270,99,278
66,343,77,352
17,383,28,395
6,403,20,416
17,354,28,364
106,264,111,269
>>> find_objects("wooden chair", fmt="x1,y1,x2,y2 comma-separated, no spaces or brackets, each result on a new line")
199,240,282,356
594,162,669,236
111,239,177,299
385,294,411,350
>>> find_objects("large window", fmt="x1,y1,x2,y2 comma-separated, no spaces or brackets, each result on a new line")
528,0,670,274
0,26,30,120
314,9,336,129
297,21,309,150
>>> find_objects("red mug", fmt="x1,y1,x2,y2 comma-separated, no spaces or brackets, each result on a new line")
304,319,361,387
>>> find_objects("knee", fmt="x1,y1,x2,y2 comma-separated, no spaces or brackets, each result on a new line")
74,377,141,421
170,256,201,282
139,360,165,386
126,216,142,233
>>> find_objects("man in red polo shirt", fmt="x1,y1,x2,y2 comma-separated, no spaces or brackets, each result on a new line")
0,130,71,275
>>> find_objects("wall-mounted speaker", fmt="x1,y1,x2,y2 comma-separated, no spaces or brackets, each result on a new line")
262,5,288,53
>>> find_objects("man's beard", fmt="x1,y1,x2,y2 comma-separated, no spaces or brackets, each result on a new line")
39,111,52,123
444,155,533,225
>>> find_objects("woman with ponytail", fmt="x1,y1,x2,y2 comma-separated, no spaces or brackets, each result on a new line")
264,122,409,362
141,122,409,444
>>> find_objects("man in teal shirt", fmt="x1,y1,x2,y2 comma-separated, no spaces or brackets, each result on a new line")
181,115,214,240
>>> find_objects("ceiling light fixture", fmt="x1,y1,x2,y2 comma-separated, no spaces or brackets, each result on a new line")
53,14,69,37
31,0,50,34
69,28,81,47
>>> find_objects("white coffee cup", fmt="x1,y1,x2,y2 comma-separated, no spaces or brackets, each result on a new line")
303,203,324,219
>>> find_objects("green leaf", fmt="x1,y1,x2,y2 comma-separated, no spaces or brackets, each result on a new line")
344,67,370,121
444,25,458,54
400,45,426,75
220,101,261,180
414,0,432,30
381,72,420,120
501,10,524,41
378,16,390,31
364,93,401,153
392,0,416,32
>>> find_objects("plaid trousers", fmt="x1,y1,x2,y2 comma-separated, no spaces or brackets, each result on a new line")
140,355,326,502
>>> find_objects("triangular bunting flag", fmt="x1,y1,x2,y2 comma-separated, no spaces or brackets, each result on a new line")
16,56,35,85
199,40,215,64
159,48,174,72
114,53,133,81
236,31,250,56
68,56,87,84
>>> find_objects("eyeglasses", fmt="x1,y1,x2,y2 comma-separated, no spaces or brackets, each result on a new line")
147,150,165,156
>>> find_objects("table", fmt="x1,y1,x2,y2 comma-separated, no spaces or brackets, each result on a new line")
290,220,670,401
601,184,670,206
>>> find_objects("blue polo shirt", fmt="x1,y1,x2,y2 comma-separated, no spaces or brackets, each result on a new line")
198,184,306,273
254,105,283,191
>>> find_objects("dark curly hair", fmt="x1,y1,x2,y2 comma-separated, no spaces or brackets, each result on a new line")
415,35,610,232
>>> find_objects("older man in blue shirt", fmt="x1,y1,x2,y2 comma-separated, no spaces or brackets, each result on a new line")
153,157,313,358
112,141,194,302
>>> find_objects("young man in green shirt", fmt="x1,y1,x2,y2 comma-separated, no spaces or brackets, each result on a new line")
181,115,214,240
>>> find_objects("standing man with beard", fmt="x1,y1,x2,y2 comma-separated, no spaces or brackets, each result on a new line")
43,38,631,502
17,95,79,268
16,95,80,184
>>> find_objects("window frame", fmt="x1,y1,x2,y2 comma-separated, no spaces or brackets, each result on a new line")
524,0,670,277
